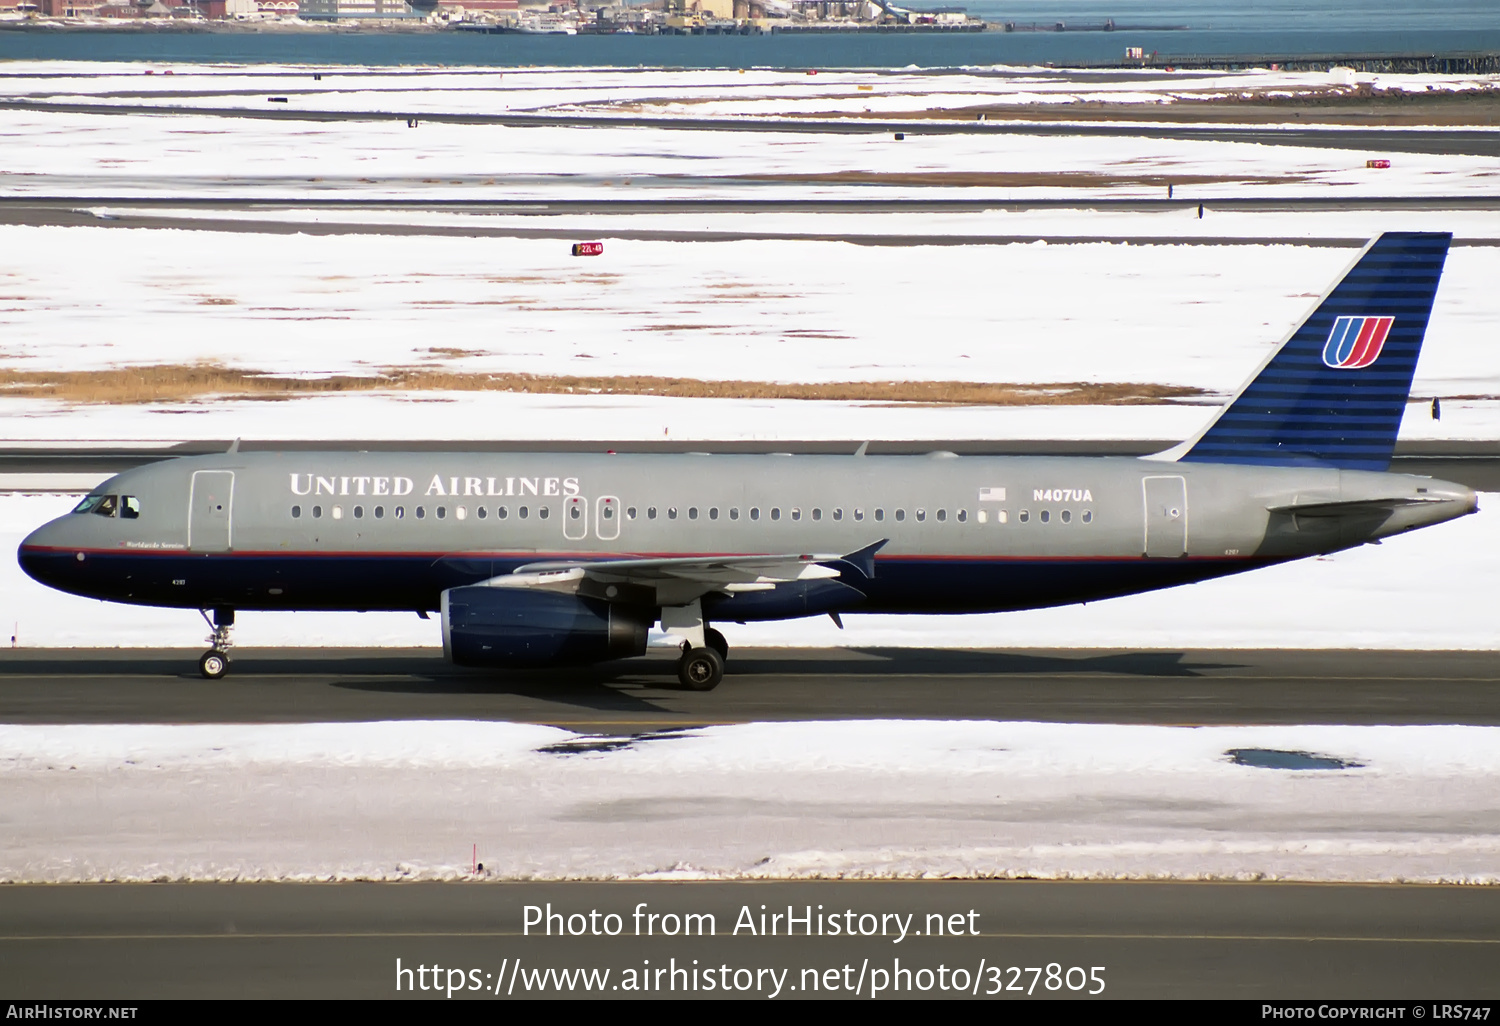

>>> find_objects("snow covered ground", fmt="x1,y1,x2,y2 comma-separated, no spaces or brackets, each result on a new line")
3,489,1496,650
4,107,1498,203
5,719,1498,883
4,229,1498,392
2,62,1494,120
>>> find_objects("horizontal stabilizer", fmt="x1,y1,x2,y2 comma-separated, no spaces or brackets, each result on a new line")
1265,496,1446,518
1178,232,1451,471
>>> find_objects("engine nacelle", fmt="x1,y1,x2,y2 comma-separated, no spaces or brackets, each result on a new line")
441,586,650,667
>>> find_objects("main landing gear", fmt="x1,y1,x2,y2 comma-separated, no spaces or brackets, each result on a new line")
198,607,234,679
678,639,725,691
663,600,728,691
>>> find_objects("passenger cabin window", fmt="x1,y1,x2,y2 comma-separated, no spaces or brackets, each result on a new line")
436,507,446,520
709,507,719,520
291,505,302,519
648,507,658,520
895,509,905,522
1040,510,1050,523
415,507,425,520
812,508,822,521
668,507,678,520
791,508,801,521
1018,510,1029,523
957,509,968,523
915,509,926,522
833,509,843,521
750,508,760,521
688,507,698,520
313,505,324,519
376,506,386,519
729,508,739,520
1082,510,1093,524
854,509,864,521
519,506,529,519
394,506,405,520
353,505,364,519
627,507,637,520
1061,510,1071,523
770,508,781,521
498,507,507,519
936,509,946,522
539,506,549,520
874,509,884,522
474,507,484,519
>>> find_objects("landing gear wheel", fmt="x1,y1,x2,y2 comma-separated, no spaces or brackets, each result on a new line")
677,646,724,691
703,627,728,661
199,650,229,680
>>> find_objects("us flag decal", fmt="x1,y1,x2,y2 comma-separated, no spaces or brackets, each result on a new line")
1322,315,1394,369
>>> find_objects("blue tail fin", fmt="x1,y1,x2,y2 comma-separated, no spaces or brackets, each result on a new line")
1179,232,1450,471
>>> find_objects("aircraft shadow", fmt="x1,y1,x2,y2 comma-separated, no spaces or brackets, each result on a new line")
730,648,1246,678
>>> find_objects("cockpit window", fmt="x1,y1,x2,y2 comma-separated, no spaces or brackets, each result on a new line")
70,494,139,518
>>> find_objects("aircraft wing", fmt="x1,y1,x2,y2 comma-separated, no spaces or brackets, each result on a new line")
487,540,889,605
513,552,845,585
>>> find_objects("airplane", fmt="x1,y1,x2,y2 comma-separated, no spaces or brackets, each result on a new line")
17,231,1476,690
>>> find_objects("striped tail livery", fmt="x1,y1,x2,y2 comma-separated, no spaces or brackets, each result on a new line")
1180,232,1450,471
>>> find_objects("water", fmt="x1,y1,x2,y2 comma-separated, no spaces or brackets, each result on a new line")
1225,749,1363,771
0,0,1496,67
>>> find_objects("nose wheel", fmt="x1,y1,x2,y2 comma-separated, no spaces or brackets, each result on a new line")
198,607,235,680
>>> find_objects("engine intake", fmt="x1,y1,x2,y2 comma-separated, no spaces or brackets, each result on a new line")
441,586,650,667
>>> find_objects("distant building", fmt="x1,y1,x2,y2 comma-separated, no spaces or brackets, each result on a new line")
299,0,424,18
37,0,104,14
435,0,518,12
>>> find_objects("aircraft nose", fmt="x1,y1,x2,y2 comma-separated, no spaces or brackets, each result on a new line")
17,518,67,586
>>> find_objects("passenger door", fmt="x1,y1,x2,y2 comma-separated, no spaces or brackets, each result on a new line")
1141,475,1187,558
188,470,235,553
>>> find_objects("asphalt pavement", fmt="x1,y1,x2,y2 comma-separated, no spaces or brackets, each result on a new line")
3,880,1497,999
3,646,1498,729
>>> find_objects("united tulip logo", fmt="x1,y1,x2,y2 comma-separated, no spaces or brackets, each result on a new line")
1322,315,1394,369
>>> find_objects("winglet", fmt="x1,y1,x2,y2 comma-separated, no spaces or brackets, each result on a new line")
837,538,888,579
227,438,240,454
854,441,870,457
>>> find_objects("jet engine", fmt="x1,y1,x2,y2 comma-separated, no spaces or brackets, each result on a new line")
441,586,650,667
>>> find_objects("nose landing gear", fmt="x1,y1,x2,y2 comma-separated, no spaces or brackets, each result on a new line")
198,607,234,679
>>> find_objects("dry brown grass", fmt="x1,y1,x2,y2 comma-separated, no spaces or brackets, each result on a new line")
0,363,1207,407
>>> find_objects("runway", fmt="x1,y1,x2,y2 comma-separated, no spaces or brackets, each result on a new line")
3,646,1498,728
3,880,1497,998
